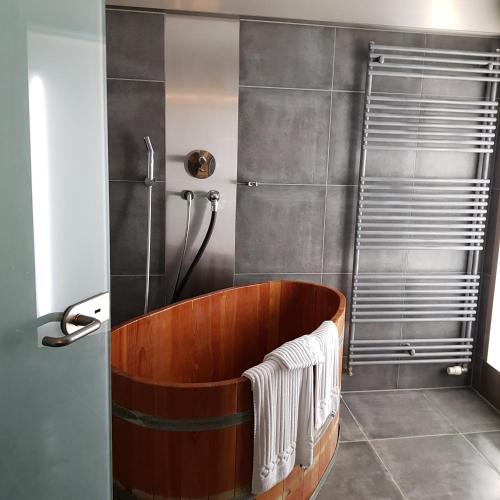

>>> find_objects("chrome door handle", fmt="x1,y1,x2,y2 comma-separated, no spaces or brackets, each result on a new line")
41,292,109,348
42,314,101,347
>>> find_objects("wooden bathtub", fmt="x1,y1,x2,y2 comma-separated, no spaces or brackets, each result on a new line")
111,280,345,500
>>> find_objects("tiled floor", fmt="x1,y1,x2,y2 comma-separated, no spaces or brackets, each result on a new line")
317,388,500,500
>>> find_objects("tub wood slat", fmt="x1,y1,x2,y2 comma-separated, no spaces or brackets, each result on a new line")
112,281,345,500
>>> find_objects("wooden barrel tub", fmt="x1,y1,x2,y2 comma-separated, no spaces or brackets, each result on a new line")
111,281,345,500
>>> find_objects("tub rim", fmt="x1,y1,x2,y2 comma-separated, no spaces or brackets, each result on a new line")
111,280,346,389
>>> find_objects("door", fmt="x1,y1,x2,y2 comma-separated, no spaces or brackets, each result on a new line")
0,1,111,499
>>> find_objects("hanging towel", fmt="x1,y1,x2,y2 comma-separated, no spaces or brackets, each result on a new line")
310,320,341,431
243,336,318,495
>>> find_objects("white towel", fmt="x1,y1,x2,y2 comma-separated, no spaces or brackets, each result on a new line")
243,338,317,495
310,321,341,431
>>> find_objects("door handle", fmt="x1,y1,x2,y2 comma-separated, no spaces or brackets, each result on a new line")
41,292,109,348
42,314,101,347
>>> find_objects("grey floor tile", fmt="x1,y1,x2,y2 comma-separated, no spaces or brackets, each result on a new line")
323,186,357,273
107,79,165,181
465,431,500,473
333,28,425,93
339,399,366,442
235,185,326,273
109,181,165,275
343,390,457,439
106,10,165,81
111,275,166,326
240,21,335,89
424,388,500,433
341,365,398,392
233,273,321,286
373,434,500,499
316,441,404,500
238,87,330,184
328,91,364,185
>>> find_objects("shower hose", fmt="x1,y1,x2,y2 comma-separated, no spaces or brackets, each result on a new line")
171,191,219,303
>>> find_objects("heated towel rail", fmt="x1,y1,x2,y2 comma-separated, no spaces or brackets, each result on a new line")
348,43,500,373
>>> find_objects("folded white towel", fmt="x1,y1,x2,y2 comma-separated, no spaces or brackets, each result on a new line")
242,320,341,495
243,334,319,495
310,321,341,431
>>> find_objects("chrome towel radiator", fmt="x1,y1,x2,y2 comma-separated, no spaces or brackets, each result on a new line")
348,43,500,373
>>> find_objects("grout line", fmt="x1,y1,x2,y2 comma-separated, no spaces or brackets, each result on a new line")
462,428,500,435
320,31,336,284
106,7,165,15
237,181,358,187
342,385,471,394
369,432,460,442
233,272,323,276
109,179,166,183
421,391,461,433
341,397,409,500
240,84,331,92
107,77,166,83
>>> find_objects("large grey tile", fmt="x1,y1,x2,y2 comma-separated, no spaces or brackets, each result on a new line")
109,181,165,275
405,249,468,273
240,21,335,89
316,441,403,500
111,275,166,326
107,80,165,181
235,185,325,273
465,431,500,472
106,10,165,81
323,186,357,273
373,434,500,499
343,390,456,439
358,249,407,273
333,28,425,93
423,34,500,98
238,87,330,184
415,150,477,179
339,399,366,442
342,365,398,391
398,363,471,389
328,91,364,185
233,273,321,286
424,387,500,432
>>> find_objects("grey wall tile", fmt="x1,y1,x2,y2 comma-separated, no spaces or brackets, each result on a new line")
235,185,325,273
372,434,500,499
233,273,321,286
333,28,425,92
107,80,165,181
414,151,477,179
423,35,500,98
405,249,468,273
240,21,335,89
106,10,165,81
238,87,330,184
358,249,407,273
476,273,492,360
328,91,364,185
323,186,357,273
111,275,165,326
475,362,500,411
343,390,456,439
342,364,398,391
109,181,165,275
316,442,404,500
398,363,470,389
